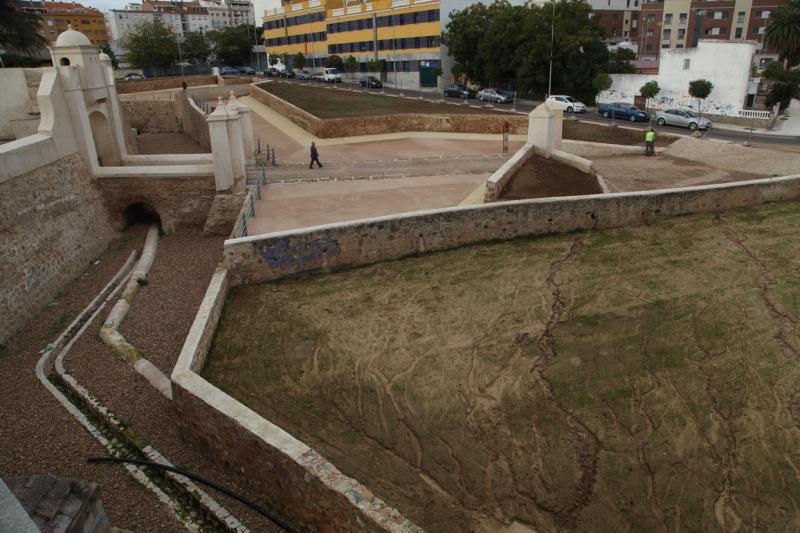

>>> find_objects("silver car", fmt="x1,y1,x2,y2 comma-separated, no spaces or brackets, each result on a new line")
655,109,712,131
477,88,511,104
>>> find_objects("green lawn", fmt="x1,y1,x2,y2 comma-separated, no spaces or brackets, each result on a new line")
258,81,508,119
205,200,800,532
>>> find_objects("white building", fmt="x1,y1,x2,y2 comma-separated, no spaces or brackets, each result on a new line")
597,40,761,117
200,0,255,29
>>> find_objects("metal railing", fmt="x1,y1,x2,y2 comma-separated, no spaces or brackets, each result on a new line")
231,167,267,239
190,96,212,115
256,137,277,166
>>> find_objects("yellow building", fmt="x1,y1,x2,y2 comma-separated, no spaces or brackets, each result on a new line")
14,1,110,47
263,0,442,90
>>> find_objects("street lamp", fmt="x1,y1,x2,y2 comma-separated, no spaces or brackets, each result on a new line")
392,7,399,93
547,0,555,98
175,22,184,76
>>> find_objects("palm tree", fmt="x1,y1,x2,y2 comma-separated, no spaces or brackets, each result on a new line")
0,0,47,53
765,1,800,67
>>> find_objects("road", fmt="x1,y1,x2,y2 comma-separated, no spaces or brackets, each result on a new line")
262,76,799,147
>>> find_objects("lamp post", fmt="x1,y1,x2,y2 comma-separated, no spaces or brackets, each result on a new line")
547,0,555,98
392,6,399,93
176,22,185,77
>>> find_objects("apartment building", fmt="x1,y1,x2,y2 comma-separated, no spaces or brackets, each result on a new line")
201,0,255,28
13,0,109,47
263,0,444,90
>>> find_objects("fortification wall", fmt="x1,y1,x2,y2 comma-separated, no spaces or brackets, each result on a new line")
248,84,527,138
175,94,212,151
224,173,800,285
121,100,181,133
0,152,115,343
115,75,217,94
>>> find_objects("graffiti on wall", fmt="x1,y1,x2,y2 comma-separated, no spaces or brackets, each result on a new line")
261,238,341,269
597,89,739,116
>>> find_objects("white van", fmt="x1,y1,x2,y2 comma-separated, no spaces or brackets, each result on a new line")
323,68,342,83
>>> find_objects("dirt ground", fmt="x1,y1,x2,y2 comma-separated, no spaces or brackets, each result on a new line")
135,132,207,154
564,120,679,146
594,154,765,192
204,200,800,533
260,81,505,118
499,154,602,200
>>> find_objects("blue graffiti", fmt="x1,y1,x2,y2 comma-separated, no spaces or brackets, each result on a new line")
261,238,341,269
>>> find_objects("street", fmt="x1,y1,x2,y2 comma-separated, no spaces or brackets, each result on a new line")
261,76,800,148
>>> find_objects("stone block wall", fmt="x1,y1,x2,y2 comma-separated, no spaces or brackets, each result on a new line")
98,175,216,233
216,76,254,86
224,173,800,286
0,152,115,344
115,75,217,94
121,100,181,134
175,94,211,151
249,84,528,138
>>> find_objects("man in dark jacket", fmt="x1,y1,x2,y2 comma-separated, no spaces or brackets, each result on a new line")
310,142,323,168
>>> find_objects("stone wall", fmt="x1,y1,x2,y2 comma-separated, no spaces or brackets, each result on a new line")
665,137,800,176
0,152,115,344
249,84,528,138
98,174,216,233
175,93,211,151
224,173,800,286
202,192,245,236
121,100,181,133
188,84,251,102
216,76,254,86
172,270,421,533
115,75,217,94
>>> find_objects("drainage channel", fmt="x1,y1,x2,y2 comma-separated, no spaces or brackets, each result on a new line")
35,246,250,532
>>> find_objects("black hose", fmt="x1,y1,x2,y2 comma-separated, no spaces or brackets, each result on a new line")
87,456,297,533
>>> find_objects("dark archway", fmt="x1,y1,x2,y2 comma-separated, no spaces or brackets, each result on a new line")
123,202,162,229
88,110,118,166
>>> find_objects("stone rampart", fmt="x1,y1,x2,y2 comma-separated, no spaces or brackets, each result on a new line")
172,270,422,533
224,173,800,285
249,84,527,138
0,152,115,344
175,93,212,150
115,75,217,94
121,100,181,133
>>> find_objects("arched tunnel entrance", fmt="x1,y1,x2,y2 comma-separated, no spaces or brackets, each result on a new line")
123,202,162,230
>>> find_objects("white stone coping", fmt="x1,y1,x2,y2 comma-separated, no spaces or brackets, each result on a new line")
172,268,422,532
486,142,534,190
94,164,214,178
0,134,65,183
122,154,213,166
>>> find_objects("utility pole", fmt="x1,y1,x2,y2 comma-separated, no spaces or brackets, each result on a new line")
547,0,555,98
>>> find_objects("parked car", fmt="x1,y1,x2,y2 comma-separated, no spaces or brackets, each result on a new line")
323,67,342,82
477,88,512,104
359,75,382,88
239,66,256,76
655,109,712,131
295,70,312,80
443,84,475,99
264,67,278,77
598,102,650,122
278,69,295,79
546,95,587,113
220,66,240,77
123,73,145,81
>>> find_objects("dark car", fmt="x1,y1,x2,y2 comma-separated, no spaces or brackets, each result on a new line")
277,69,295,79
443,84,475,99
239,66,256,76
598,102,650,122
264,67,278,77
123,73,145,81
359,75,382,88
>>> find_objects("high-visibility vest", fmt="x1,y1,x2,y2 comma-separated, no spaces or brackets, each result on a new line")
645,131,655,142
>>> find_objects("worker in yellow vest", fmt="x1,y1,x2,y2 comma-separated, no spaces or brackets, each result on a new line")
645,128,655,156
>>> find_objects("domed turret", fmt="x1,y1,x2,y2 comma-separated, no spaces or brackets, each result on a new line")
55,25,92,47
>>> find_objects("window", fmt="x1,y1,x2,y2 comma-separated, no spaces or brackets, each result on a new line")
662,43,670,48
631,19,638,29
645,43,652,51
626,0,630,6
704,27,722,35
646,29,654,36
647,14,656,22
663,29,671,39
758,10,771,19
712,11,728,20
664,13,672,24
696,9,705,16
735,27,742,38
678,28,685,39
679,13,687,24
737,11,745,23
683,58,690,69
634,0,639,5
676,44,684,48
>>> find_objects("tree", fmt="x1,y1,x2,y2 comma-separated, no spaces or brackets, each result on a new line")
325,54,343,70
592,72,612,94
606,48,636,74
763,61,800,109
688,79,714,116
0,0,46,53
765,0,800,67
101,43,119,69
208,25,252,66
183,31,211,64
292,52,306,70
639,80,660,109
366,59,385,73
124,19,179,70
344,55,358,81
442,0,611,102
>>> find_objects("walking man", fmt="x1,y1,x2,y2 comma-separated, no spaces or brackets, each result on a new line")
309,142,323,169
645,128,655,156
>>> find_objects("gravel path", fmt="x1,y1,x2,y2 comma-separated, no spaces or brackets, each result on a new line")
0,226,185,532
64,230,283,532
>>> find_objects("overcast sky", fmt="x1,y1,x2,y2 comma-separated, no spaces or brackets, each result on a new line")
89,0,280,25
